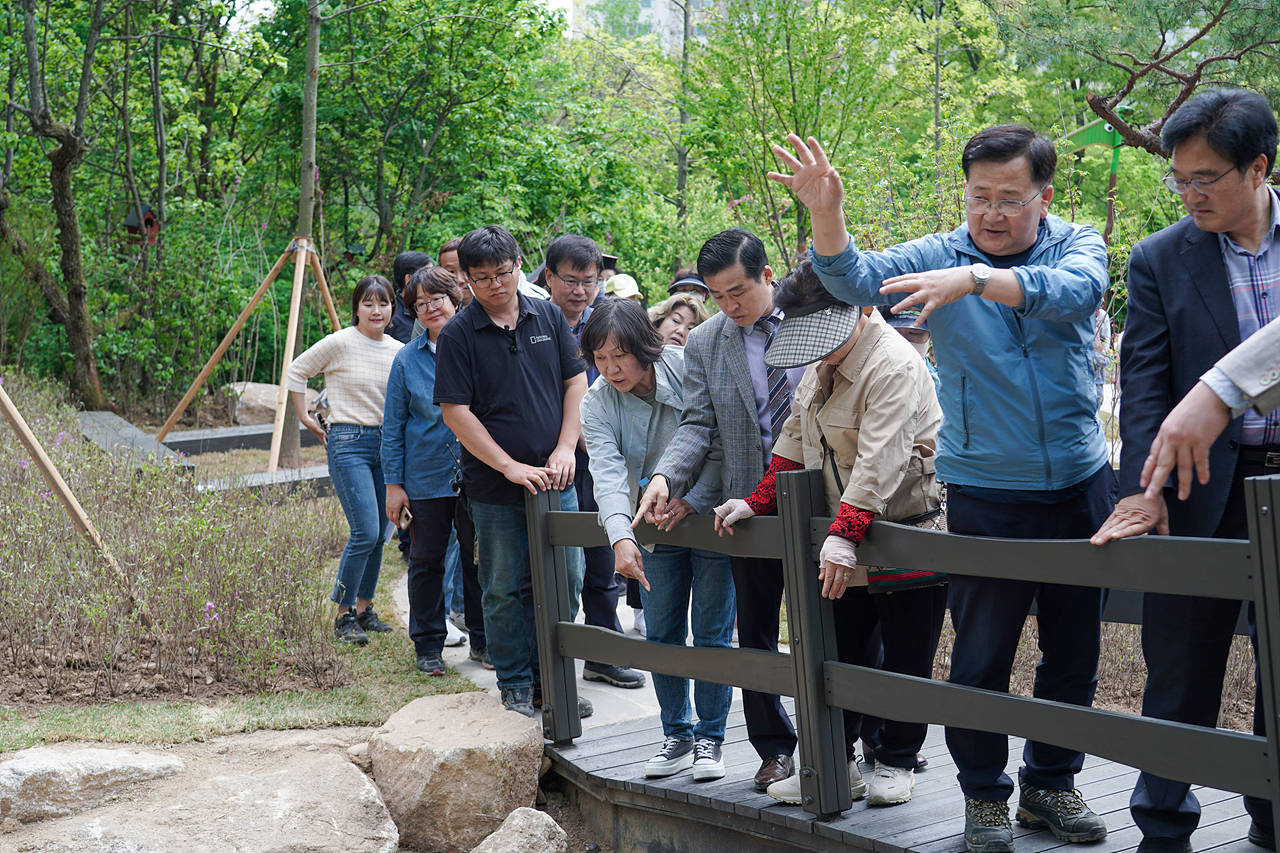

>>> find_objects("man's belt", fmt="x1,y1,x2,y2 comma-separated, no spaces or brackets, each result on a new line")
1238,445,1280,468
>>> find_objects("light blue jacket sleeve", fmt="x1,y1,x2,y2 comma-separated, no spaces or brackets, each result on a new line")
810,234,947,308
1011,225,1108,324
581,388,639,547
380,356,409,486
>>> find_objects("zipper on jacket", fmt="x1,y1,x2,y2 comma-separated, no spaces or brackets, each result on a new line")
1011,314,1053,485
961,374,970,450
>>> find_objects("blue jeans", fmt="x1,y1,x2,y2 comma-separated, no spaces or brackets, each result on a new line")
442,531,462,614
326,424,386,607
640,544,736,742
469,489,584,690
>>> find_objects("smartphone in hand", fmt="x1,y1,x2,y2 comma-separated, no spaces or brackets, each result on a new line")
399,505,413,530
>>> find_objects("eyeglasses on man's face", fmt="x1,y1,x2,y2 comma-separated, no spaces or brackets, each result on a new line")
468,264,517,289
1162,166,1237,196
962,186,1048,217
552,268,602,291
414,294,450,314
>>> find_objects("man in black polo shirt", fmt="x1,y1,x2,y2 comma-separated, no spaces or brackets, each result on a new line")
435,225,589,718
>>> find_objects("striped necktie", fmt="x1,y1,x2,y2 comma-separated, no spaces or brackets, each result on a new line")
755,315,792,440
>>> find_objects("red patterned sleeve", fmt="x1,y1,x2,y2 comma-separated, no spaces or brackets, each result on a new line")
828,502,875,546
744,454,805,516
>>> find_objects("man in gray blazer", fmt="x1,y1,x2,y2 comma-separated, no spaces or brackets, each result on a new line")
634,228,811,791
1091,88,1279,853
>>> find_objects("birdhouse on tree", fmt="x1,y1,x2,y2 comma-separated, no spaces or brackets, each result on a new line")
123,204,159,245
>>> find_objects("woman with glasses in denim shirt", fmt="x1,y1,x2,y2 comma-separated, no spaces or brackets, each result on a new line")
288,275,404,645
579,298,736,783
382,267,488,676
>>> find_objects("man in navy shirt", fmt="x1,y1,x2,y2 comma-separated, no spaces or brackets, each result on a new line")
434,225,589,717
544,234,645,691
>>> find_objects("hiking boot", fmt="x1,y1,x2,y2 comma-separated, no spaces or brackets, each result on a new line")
1016,781,1107,842
867,761,915,806
767,760,866,804
415,653,446,676
468,645,494,669
965,796,1014,853
644,736,694,778
692,738,726,781
334,609,369,645
501,687,535,718
356,607,393,634
578,695,593,718
583,662,646,688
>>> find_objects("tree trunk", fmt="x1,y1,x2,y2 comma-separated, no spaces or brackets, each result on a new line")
675,0,691,266
278,4,323,469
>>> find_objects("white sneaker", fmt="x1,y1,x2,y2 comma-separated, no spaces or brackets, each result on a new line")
444,618,467,647
632,608,647,637
767,760,867,804
867,761,915,806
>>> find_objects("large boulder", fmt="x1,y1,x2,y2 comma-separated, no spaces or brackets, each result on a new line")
369,692,542,853
0,749,397,853
230,382,318,425
0,746,184,822
470,807,566,853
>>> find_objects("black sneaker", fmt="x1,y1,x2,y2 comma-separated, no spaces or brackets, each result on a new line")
416,653,446,676
501,686,535,718
691,738,725,781
578,695,593,718
965,796,1013,853
356,607,394,633
1251,822,1277,851
334,610,369,645
468,646,494,669
1016,781,1107,842
583,661,646,688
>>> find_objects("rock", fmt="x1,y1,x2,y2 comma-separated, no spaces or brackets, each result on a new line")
0,750,396,853
229,382,317,425
469,807,567,853
347,742,372,773
0,818,17,833
0,747,184,822
370,693,542,853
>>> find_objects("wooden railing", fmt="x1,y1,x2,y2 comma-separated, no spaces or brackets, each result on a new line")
526,470,1280,821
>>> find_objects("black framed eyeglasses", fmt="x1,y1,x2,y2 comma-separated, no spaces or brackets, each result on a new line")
551,269,602,291
468,265,517,289
1162,166,1237,195
414,294,450,314
962,186,1048,217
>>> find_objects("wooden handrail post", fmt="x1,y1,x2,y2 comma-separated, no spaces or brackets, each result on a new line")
778,469,850,820
267,240,311,472
1245,474,1280,813
527,487,581,744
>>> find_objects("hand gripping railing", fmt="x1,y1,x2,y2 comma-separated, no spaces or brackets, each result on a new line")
526,470,1280,822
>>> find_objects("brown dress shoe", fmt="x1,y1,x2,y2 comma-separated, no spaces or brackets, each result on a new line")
754,754,795,791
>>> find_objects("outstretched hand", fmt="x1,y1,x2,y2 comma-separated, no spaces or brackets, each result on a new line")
767,134,845,215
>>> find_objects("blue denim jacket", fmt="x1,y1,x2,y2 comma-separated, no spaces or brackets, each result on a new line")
811,213,1109,490
381,333,460,500
580,346,723,546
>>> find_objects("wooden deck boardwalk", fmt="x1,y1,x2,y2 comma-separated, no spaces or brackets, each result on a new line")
546,700,1256,853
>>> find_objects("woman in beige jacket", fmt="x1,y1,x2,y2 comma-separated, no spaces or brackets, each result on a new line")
715,259,946,809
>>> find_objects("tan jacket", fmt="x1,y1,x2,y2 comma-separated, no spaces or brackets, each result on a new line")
772,310,942,521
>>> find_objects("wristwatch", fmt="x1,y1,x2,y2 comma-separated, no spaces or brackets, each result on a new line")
970,263,992,297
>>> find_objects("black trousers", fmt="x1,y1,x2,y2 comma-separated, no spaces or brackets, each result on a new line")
1131,458,1273,840
575,455,622,633
944,466,1117,802
407,496,484,656
731,555,798,758
835,584,948,769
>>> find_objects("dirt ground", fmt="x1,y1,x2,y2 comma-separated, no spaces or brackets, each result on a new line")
186,445,329,479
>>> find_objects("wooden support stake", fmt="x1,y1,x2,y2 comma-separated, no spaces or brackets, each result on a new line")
267,240,312,472
155,247,295,443
0,381,154,629
309,250,342,333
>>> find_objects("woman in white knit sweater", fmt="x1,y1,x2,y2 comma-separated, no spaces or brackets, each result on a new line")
287,275,404,645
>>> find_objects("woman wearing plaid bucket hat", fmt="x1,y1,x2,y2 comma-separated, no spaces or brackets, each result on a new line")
713,259,948,809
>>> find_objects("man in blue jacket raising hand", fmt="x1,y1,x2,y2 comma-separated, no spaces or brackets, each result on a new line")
769,127,1116,853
